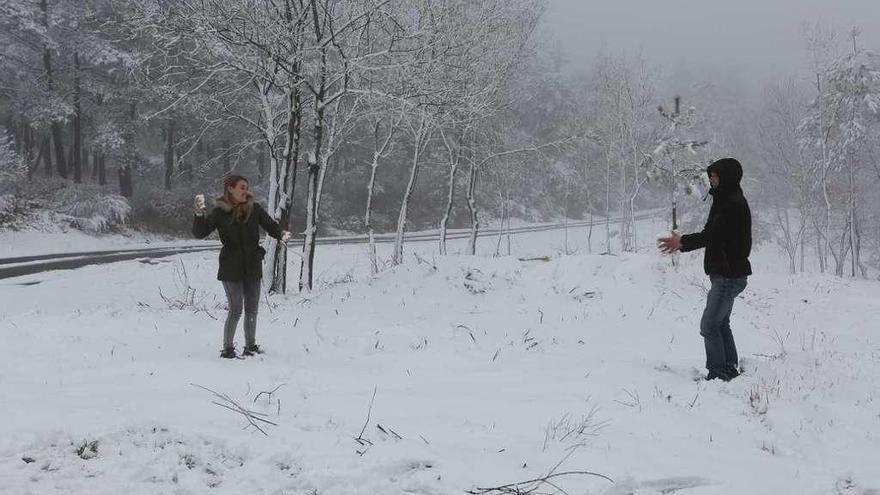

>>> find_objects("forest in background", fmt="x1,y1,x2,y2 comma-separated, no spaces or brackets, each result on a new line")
2,1,879,290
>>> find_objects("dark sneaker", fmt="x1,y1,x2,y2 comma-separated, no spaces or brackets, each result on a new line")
220,347,237,359
242,344,264,356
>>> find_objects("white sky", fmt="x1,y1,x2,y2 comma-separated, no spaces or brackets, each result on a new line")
544,0,880,85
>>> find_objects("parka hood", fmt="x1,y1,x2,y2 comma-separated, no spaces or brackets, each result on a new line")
707,157,743,189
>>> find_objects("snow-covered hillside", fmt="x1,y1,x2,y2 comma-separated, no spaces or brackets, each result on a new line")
1,220,878,495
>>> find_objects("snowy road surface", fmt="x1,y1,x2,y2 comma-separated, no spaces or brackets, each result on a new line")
0,214,652,280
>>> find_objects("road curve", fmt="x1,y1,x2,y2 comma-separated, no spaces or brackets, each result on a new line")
1,213,659,281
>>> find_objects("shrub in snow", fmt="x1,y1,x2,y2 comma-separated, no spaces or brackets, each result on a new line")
160,260,220,315
0,194,15,223
76,440,99,460
0,134,29,225
462,268,492,294
542,405,607,452
0,133,27,191
54,184,131,233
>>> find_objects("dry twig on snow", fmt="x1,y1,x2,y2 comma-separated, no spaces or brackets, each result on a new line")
467,447,613,495
191,383,278,436
354,386,378,454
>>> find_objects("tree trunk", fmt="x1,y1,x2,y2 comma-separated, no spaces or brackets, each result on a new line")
164,120,175,190
564,178,570,255
784,209,796,274
628,196,637,252
72,51,82,183
604,149,612,254
24,124,36,179
41,134,53,177
365,117,396,275
41,0,67,179
257,143,268,184
393,112,430,265
264,82,301,295
315,98,347,222
821,146,833,274
583,158,593,253
465,153,479,256
619,157,628,252
118,166,133,197
79,146,87,184
854,217,867,278
799,231,805,273
301,155,320,291
495,191,505,257
439,129,464,256
848,157,859,277
5,118,17,152
505,169,512,256
118,103,137,198
365,153,380,275
49,123,66,178
298,0,335,291
300,59,327,291
91,148,98,181
98,152,107,186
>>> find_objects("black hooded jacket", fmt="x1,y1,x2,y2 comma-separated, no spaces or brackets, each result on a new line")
679,158,752,278
192,194,284,281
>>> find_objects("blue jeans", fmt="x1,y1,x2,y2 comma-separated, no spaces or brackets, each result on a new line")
700,275,747,375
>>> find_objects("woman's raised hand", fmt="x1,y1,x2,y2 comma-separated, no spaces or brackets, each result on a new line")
194,194,206,214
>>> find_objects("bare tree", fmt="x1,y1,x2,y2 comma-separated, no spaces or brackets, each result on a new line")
364,102,405,274
799,28,880,277
757,80,813,273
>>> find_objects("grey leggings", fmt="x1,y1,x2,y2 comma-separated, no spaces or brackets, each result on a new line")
222,279,261,349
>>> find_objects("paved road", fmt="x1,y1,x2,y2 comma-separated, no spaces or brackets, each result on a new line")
0,213,659,281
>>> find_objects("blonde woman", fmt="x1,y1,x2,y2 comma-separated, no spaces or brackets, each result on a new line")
193,175,291,358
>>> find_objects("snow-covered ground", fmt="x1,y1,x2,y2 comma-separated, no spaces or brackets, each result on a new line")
1,215,879,495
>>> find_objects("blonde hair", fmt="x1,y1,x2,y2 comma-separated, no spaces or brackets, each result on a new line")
223,175,254,223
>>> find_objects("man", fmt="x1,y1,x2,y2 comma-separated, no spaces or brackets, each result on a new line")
657,157,752,381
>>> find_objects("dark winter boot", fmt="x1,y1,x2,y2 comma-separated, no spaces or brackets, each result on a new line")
706,371,733,382
242,344,264,356
220,347,237,359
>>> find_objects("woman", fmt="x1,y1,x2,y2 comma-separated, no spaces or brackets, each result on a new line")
193,175,291,358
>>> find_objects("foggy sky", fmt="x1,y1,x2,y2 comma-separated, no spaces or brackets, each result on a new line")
544,0,880,86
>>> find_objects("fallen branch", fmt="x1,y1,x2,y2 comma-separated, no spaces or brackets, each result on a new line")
192,384,278,436
467,446,613,495
518,256,550,262
467,470,614,495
